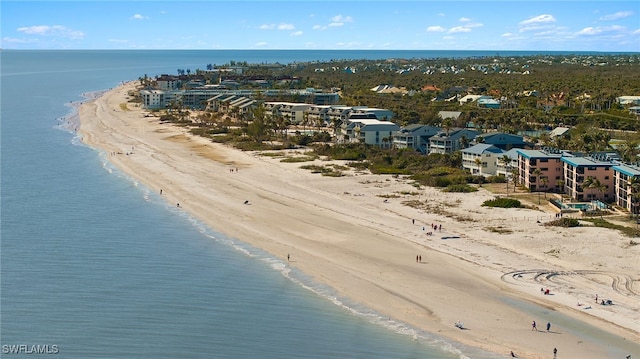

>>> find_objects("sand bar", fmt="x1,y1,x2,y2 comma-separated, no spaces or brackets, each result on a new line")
79,82,639,358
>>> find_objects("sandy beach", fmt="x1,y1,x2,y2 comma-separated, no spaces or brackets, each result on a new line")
79,82,639,358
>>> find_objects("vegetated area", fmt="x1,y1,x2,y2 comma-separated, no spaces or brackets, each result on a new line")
131,54,640,234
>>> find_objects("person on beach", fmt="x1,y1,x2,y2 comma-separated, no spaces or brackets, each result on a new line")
532,320,537,331
546,322,551,331
553,347,557,358
287,254,290,261
510,351,517,357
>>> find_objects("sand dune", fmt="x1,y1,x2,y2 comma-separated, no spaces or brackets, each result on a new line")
79,82,639,359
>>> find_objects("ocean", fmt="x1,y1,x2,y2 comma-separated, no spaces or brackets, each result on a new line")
0,50,622,359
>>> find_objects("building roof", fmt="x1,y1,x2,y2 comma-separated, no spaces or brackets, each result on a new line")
516,149,566,159
560,156,613,167
463,143,504,155
482,132,526,145
549,127,570,137
612,163,640,177
438,111,462,120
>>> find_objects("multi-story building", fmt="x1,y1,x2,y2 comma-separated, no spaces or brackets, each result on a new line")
561,156,615,202
344,119,400,148
392,125,440,154
462,144,504,176
516,149,566,192
428,129,480,154
612,163,640,214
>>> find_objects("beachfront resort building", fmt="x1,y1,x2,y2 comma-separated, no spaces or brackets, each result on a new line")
516,149,566,192
612,163,640,214
561,155,617,202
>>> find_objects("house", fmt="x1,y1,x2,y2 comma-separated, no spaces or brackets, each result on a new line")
616,96,640,106
612,163,640,214
462,144,504,176
393,125,440,154
478,132,527,150
477,98,501,109
438,111,462,121
458,94,492,106
549,127,570,138
350,107,394,121
428,129,480,154
344,119,400,148
561,156,615,202
517,149,567,192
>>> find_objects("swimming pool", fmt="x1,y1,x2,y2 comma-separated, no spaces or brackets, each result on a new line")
550,199,608,211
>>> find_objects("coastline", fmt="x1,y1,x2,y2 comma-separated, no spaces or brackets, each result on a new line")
78,81,639,358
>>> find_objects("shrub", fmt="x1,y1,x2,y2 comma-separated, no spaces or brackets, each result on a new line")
544,218,581,227
482,198,524,208
443,184,478,192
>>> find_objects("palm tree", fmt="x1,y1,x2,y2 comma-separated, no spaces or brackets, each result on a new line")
511,167,520,192
499,155,512,195
474,157,483,176
628,176,640,219
533,168,542,203
541,176,549,198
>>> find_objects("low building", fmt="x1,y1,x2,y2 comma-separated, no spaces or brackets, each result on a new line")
479,132,527,150
462,144,504,176
393,125,440,154
344,119,400,148
428,129,480,154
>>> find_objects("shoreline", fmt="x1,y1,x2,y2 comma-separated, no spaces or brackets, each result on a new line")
78,81,639,359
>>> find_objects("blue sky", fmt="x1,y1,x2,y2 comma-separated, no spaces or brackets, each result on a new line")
2,1,639,51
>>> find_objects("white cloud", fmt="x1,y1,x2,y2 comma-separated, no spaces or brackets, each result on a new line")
260,24,276,30
291,31,303,36
130,14,149,20
2,37,38,44
459,17,471,22
255,41,268,47
464,22,483,29
277,23,295,30
633,29,640,35
312,24,326,30
426,26,446,32
329,14,353,27
600,11,633,21
448,26,471,34
576,25,626,36
108,39,129,43
17,25,84,39
520,14,556,25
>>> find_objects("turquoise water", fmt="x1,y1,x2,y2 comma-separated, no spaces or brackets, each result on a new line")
1,50,499,359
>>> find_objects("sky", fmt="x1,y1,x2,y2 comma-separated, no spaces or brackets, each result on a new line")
2,1,639,52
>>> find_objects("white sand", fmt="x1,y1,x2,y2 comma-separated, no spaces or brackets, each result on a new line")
79,82,639,359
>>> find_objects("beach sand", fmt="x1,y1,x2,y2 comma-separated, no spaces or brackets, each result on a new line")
79,82,639,358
